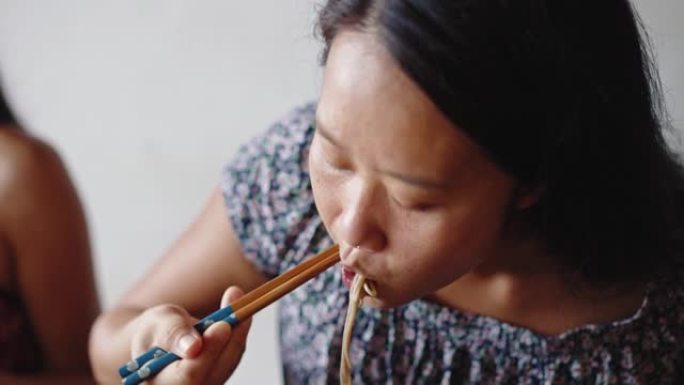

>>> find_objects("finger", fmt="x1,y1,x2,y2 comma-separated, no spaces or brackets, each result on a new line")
158,286,244,384
171,328,203,359
130,305,202,360
158,320,233,385
199,286,250,384
204,315,253,384
153,306,203,359
220,286,245,308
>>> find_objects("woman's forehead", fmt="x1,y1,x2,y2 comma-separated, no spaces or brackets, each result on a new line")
318,31,487,182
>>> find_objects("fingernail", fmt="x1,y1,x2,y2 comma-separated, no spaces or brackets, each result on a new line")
177,334,196,354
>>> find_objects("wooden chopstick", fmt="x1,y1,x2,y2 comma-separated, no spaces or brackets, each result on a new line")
229,244,339,311
230,248,340,323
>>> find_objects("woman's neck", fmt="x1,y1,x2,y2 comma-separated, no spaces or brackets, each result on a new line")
430,238,646,336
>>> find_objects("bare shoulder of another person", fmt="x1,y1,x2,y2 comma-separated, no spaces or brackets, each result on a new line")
0,127,99,373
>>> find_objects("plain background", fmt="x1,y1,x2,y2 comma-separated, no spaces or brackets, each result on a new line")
0,1,681,383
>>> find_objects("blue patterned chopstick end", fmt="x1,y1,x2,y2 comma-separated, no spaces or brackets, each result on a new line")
117,305,235,378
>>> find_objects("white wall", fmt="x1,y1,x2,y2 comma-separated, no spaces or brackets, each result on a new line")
635,0,684,148
0,1,681,384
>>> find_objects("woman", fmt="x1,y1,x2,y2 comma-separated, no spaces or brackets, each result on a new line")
91,0,684,383
0,85,99,384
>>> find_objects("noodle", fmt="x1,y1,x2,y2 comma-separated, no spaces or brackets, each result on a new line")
340,274,376,385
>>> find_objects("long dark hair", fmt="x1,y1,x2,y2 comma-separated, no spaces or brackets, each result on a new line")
318,0,684,285
0,85,18,126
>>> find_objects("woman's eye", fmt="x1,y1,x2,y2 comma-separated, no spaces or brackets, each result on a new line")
407,203,436,212
391,196,436,212
312,132,353,172
324,152,352,171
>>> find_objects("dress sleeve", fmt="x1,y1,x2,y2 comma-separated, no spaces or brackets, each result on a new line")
221,103,322,278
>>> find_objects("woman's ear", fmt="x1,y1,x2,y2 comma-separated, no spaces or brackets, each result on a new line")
514,184,544,210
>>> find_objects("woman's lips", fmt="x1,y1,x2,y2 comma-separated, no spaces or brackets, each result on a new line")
341,266,356,288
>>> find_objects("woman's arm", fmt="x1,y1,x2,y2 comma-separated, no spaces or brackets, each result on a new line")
0,135,99,382
89,187,268,384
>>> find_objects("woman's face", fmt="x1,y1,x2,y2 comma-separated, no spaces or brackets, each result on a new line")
310,30,518,308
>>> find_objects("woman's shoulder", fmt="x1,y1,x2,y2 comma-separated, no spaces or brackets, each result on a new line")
236,102,315,157
222,103,324,277
0,127,67,203
0,126,59,165
0,127,84,249
0,127,79,285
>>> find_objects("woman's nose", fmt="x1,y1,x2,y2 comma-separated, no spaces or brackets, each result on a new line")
337,182,387,253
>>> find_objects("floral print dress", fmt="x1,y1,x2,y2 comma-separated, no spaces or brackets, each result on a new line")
222,103,684,384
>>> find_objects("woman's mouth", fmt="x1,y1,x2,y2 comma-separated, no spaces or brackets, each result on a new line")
341,266,356,288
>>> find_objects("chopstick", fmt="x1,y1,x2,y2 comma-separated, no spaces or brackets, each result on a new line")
222,244,340,323
119,245,340,385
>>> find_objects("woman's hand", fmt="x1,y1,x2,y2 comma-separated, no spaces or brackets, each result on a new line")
89,188,267,384
127,287,251,385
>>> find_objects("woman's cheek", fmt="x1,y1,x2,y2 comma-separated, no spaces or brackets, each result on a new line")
310,167,341,234
390,217,476,285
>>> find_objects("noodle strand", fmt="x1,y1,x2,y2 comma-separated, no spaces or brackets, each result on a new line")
340,274,376,385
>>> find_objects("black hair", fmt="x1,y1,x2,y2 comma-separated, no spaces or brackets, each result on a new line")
0,84,18,126
318,0,684,285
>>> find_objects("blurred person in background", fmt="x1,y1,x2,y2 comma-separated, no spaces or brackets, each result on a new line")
0,83,99,384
